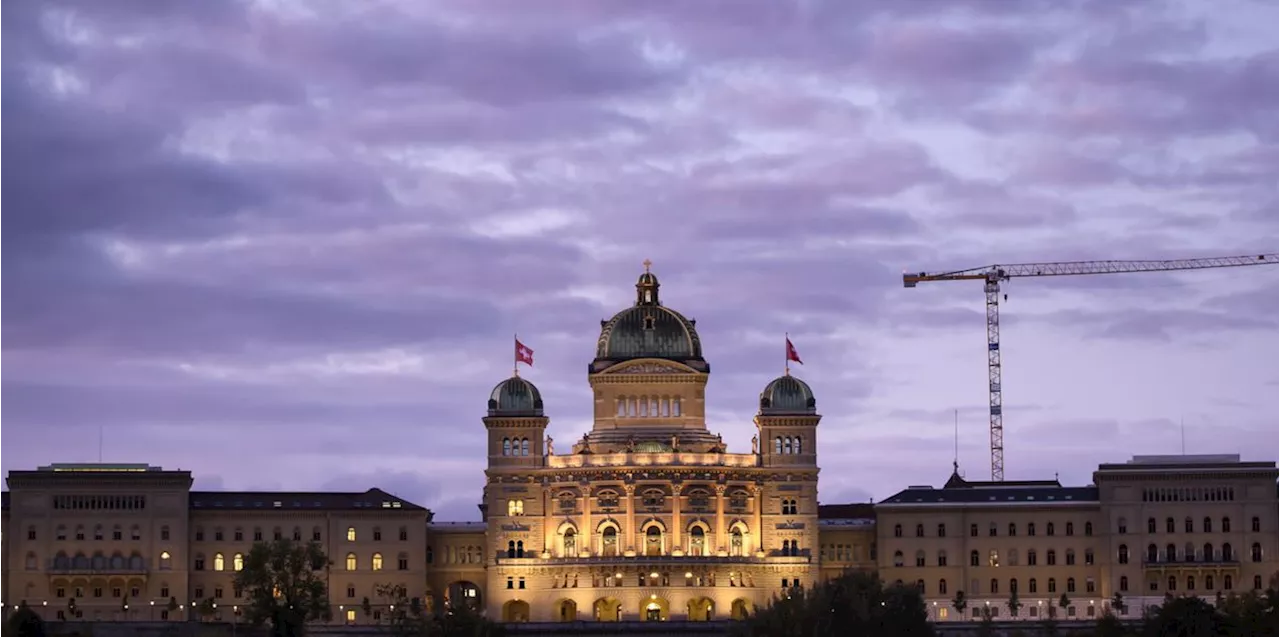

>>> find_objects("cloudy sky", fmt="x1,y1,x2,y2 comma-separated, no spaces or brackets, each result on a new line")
3,0,1277,521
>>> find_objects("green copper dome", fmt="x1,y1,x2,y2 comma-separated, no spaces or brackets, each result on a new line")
593,263,707,369
759,375,816,415
488,376,544,417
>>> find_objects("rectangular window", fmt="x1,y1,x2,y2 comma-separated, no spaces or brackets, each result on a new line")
160,587,170,598
194,587,204,599
506,577,514,590
374,530,382,541
518,577,526,589
235,530,244,541
214,530,223,541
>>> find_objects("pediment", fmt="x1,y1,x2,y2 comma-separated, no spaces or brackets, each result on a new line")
600,359,698,375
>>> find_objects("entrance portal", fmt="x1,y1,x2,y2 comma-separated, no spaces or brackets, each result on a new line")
646,603,662,621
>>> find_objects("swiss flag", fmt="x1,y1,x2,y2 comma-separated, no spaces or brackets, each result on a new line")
785,337,803,365
515,339,534,367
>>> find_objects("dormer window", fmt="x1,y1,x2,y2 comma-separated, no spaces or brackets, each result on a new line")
644,315,655,329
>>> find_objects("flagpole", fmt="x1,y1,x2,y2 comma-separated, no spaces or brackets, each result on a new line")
784,332,790,376
513,333,519,377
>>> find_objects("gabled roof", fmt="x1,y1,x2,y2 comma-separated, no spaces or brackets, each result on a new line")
879,471,1098,507
189,488,428,512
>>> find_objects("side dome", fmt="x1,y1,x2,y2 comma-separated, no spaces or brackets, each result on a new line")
759,375,816,415
487,376,544,417
593,261,707,369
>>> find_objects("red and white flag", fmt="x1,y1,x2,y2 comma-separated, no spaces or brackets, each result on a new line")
785,337,803,365
515,338,534,367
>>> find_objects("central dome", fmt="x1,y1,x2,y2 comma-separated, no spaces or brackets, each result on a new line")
592,262,707,369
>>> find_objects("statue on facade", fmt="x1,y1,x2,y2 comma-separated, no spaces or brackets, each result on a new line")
751,434,759,454
671,434,680,451
546,435,554,455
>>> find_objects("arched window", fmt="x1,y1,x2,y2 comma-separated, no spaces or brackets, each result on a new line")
502,438,511,456
1045,549,1056,565
990,578,999,594
1067,577,1076,593
1118,545,1129,564
602,527,618,557
774,437,783,454
521,438,530,456
1010,578,1018,593
784,438,793,454
371,553,383,570
1147,517,1157,533
131,525,142,540
1084,521,1093,536
214,553,225,571
1252,517,1261,532
969,550,980,566
937,550,947,566
795,436,803,454
916,579,925,594
645,527,662,556
345,553,357,571
1185,542,1196,562
1116,518,1127,534
346,527,357,542
1222,543,1233,561
1185,517,1194,533
1027,549,1037,566
938,579,948,595
1222,517,1231,533
1167,575,1176,591
234,553,244,571
1147,544,1158,562
128,553,144,570
1029,578,1038,593
689,527,706,556
1119,576,1128,592
1205,575,1215,590
893,551,905,567
1166,517,1175,533
1165,544,1176,561
563,529,576,557
915,550,926,567
893,524,903,538
1251,543,1263,562
516,540,525,558
730,529,744,557
1224,575,1234,590
1203,517,1213,533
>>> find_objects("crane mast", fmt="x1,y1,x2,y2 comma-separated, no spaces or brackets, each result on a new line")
904,253,1279,482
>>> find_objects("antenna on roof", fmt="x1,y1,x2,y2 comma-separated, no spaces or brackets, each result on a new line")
1180,416,1186,455
952,409,959,475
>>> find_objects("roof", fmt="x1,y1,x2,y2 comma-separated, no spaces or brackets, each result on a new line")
759,375,817,415
818,503,876,520
593,268,707,370
1,491,8,511
488,376,544,417
189,488,428,512
879,471,1099,507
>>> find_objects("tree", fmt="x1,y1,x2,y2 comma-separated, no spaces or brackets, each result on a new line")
1111,592,1128,616
1141,595,1227,637
4,603,45,637
1058,592,1071,617
951,590,968,620
1094,611,1132,637
1007,589,1023,618
1217,589,1278,637
740,572,934,637
232,539,332,637
196,598,218,621
431,601,505,637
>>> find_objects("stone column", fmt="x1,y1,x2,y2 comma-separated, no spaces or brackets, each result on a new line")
624,484,637,554
672,485,683,554
580,485,593,557
750,484,763,555
715,484,727,554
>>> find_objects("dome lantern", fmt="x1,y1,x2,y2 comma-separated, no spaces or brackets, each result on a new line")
636,258,660,306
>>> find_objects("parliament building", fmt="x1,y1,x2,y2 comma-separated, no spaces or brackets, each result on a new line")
3,266,1277,625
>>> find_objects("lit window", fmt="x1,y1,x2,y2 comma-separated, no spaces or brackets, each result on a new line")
213,553,225,571
508,499,524,516
159,551,172,570
345,609,356,624
233,554,244,572
346,553,357,571
346,527,356,542
371,553,383,571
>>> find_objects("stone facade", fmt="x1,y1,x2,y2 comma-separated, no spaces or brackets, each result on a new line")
2,266,1275,626
876,456,1279,623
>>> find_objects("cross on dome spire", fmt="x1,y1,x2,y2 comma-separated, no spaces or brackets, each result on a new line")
643,258,652,273
636,259,660,306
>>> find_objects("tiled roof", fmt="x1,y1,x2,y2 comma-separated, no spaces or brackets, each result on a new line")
818,503,876,520
879,472,1099,506
189,488,427,512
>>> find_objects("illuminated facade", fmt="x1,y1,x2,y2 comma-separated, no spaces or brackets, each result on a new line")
1,266,1275,625
876,456,1280,623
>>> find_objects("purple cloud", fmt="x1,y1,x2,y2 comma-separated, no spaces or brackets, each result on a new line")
2,0,1276,517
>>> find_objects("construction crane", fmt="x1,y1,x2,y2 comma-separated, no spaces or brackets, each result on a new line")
904,253,1279,482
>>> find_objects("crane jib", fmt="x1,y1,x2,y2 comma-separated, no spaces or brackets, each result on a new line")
900,252,1279,482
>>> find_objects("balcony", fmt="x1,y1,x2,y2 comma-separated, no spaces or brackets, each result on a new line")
1141,557,1239,570
46,558,150,575
547,452,759,469
496,552,810,566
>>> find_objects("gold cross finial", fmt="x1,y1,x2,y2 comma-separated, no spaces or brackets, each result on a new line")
642,258,652,273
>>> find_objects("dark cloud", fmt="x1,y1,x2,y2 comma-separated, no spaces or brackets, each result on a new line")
2,0,1275,510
